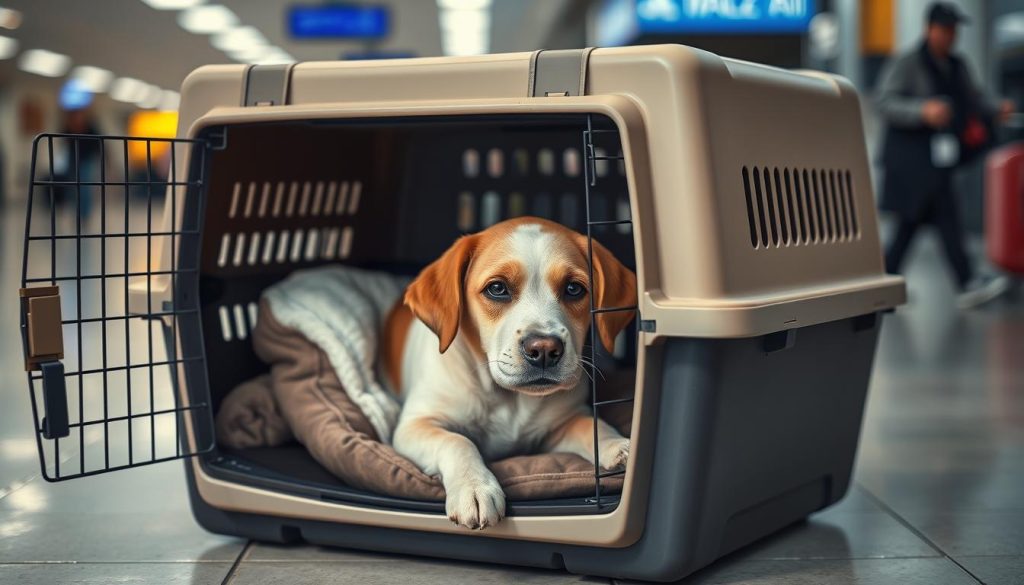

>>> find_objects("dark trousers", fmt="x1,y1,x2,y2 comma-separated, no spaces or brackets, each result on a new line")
884,188,973,289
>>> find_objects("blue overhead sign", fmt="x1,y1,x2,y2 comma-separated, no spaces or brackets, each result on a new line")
638,0,815,33
597,0,816,43
288,4,389,39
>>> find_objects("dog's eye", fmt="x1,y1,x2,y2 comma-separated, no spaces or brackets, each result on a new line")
564,281,586,298
484,281,511,300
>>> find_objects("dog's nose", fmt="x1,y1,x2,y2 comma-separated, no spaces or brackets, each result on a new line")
521,335,564,368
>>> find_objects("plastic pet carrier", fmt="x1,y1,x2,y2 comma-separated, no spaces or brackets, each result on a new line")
18,45,905,582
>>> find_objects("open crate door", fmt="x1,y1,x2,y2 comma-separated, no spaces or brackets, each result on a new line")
19,132,216,481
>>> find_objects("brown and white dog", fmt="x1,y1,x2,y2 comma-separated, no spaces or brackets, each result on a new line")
381,217,637,530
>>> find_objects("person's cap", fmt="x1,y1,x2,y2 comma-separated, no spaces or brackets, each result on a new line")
927,2,969,27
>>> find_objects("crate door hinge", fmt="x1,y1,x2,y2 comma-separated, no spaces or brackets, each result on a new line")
528,48,595,98
20,286,69,439
242,63,296,107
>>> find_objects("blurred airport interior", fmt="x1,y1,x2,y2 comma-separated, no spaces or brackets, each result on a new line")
1,0,1023,225
0,2,1023,584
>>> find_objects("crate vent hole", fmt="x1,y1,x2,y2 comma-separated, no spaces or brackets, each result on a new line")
285,182,298,217
508,192,526,217
564,147,581,177
298,181,311,216
481,191,501,227
348,181,362,215
323,181,337,215
742,165,860,249
232,233,246,267
311,181,324,216
513,148,529,176
243,182,256,218
463,149,480,178
272,182,285,218
247,232,261,266
218,306,233,341
304,229,319,261
262,231,276,264
457,191,475,232
276,230,290,263
538,148,555,176
339,226,354,259
487,148,503,178
323,228,338,259
228,182,241,219
258,182,270,218
217,233,230,267
335,181,349,215
233,304,248,340
290,229,304,263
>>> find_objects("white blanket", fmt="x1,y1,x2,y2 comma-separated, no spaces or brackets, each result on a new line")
262,266,409,442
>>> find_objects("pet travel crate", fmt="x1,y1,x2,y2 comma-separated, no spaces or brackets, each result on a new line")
18,45,905,582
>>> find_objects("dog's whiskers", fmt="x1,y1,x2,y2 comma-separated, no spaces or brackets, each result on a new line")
577,357,606,381
487,360,514,367
577,365,596,385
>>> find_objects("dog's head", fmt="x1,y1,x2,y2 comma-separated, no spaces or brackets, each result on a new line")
405,217,637,396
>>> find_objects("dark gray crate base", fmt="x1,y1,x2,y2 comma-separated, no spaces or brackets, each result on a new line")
186,315,880,582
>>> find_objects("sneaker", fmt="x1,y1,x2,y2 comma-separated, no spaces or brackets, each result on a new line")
956,275,1012,309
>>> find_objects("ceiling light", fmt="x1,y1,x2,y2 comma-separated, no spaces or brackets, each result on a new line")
137,84,164,109
140,0,205,9
212,25,265,52
158,90,181,111
178,4,237,34
18,49,71,77
437,0,491,9
70,65,114,93
0,7,22,30
444,37,488,56
110,77,150,103
440,9,490,32
227,44,273,62
0,34,16,59
253,48,295,65
60,79,95,110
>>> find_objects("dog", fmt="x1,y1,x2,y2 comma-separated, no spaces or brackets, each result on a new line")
382,216,637,530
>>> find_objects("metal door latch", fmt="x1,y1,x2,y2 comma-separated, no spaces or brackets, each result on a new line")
20,286,68,439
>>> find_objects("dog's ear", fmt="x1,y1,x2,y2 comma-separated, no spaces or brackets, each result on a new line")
405,235,477,353
579,236,637,353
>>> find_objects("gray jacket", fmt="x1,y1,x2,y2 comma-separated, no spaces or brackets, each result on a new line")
875,46,999,218
875,48,999,130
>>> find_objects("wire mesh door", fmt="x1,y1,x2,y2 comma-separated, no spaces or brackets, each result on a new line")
582,115,638,509
20,132,216,481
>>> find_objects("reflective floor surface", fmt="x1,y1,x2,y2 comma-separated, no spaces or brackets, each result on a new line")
0,203,1021,584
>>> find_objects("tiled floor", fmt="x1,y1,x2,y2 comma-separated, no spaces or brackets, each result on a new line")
1,202,1022,585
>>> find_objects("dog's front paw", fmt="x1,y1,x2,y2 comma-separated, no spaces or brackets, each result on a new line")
445,470,506,530
598,438,630,470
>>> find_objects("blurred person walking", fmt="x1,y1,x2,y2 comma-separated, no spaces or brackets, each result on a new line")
50,80,106,223
877,2,1015,308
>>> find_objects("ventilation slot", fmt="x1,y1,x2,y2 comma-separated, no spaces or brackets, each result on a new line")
742,166,861,249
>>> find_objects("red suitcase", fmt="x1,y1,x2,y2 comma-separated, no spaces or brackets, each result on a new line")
986,142,1024,274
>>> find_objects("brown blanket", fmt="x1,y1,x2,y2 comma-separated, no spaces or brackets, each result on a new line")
216,300,632,501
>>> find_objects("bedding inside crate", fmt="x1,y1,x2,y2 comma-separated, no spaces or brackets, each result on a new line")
194,115,637,513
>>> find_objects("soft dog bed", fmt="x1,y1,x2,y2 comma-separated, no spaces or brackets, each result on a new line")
215,266,632,501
